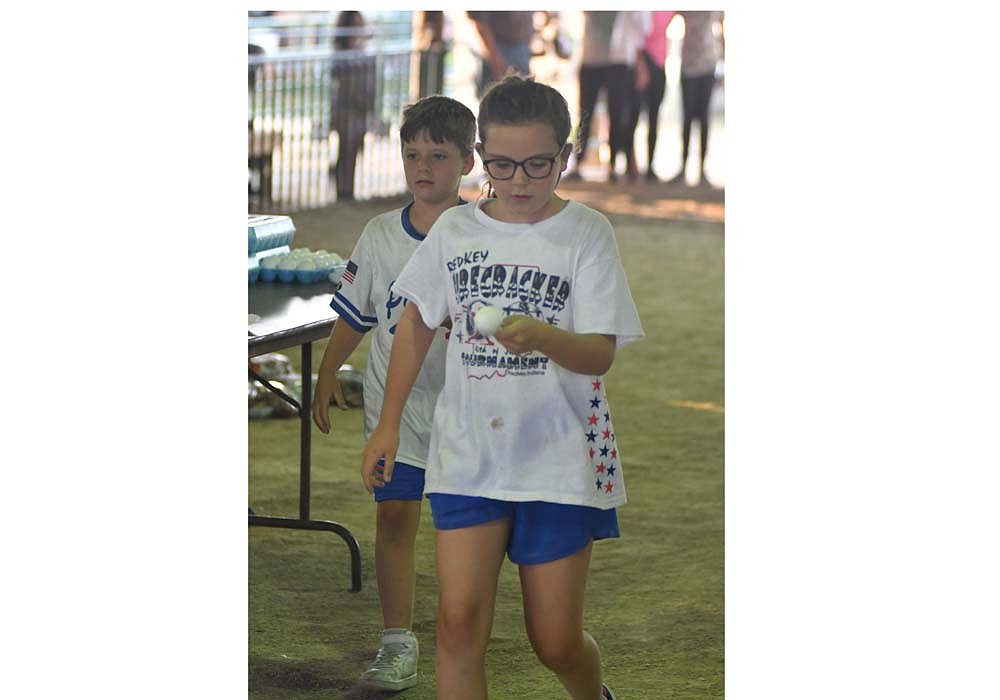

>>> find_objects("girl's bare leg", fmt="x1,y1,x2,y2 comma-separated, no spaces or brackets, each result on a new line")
520,541,604,700
434,519,511,700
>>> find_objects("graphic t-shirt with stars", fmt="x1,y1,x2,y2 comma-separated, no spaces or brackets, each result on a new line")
393,200,644,509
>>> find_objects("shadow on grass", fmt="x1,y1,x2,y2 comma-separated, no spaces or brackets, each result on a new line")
250,654,401,699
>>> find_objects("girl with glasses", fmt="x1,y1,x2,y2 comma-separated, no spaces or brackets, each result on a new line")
361,75,644,700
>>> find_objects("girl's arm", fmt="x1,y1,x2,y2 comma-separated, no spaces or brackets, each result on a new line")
360,302,438,493
495,316,616,376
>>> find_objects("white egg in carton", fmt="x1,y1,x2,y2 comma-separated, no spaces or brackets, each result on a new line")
257,248,348,284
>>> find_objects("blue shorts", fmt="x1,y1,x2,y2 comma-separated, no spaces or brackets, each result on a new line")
373,461,425,502
427,493,620,565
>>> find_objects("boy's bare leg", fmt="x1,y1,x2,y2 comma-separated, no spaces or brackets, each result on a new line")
520,541,603,700
375,499,422,628
434,519,511,700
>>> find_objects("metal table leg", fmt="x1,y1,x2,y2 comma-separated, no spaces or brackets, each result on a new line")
249,342,362,592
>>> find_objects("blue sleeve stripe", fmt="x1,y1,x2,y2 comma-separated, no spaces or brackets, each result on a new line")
332,292,378,323
331,293,377,329
332,309,372,333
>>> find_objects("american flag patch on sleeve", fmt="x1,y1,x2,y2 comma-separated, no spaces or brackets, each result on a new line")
342,260,358,284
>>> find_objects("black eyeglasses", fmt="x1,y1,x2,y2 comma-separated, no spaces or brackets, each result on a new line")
480,146,566,180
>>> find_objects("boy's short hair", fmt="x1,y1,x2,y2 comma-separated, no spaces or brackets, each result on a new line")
400,95,476,156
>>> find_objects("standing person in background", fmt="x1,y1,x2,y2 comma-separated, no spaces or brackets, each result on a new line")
606,11,651,182
668,10,724,188
329,10,375,200
466,11,535,97
563,11,617,182
312,96,477,692
566,12,650,183
417,11,447,98
632,11,676,182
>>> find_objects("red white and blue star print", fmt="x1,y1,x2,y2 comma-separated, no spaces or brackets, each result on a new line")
584,377,620,497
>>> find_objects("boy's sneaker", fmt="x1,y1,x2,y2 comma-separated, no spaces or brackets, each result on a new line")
358,628,418,691
602,684,617,699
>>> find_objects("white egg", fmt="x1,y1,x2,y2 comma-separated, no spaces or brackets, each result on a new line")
473,305,504,335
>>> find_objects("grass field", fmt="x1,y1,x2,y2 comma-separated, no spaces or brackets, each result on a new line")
249,202,724,699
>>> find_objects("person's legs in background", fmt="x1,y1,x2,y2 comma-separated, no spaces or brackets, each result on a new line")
689,72,715,185
605,63,635,183
567,64,604,180
335,123,363,200
641,50,667,181
623,71,642,181
670,74,695,185
671,71,715,186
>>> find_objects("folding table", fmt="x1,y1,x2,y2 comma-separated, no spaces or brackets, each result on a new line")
249,282,362,592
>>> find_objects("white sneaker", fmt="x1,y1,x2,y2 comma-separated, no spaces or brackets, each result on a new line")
358,628,418,691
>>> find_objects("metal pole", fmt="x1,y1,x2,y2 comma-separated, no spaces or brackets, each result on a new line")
300,341,312,520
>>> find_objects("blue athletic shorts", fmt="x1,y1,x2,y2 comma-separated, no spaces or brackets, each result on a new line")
373,461,425,502
427,493,620,565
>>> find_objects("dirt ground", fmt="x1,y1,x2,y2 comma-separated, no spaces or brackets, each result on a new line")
285,177,724,258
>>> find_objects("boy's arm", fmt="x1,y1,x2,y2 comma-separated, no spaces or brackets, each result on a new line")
311,318,366,434
495,316,616,376
360,302,437,493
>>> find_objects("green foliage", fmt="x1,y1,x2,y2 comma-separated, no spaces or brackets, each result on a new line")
249,214,724,699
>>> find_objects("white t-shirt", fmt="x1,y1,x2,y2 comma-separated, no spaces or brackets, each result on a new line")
330,202,451,468
393,199,644,509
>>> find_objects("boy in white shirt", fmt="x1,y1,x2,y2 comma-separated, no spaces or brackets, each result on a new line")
311,95,475,692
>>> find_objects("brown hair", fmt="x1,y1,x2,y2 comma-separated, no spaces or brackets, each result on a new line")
477,74,572,148
400,95,476,157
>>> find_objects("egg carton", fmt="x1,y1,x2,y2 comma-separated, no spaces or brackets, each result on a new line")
255,248,348,285
248,214,295,256
248,244,290,283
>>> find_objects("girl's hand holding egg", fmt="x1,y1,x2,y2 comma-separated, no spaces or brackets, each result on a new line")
473,305,504,336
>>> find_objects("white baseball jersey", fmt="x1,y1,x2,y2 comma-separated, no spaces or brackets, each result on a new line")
393,200,644,508
330,202,454,468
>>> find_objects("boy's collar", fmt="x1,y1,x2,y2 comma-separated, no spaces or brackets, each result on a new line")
402,198,469,241
400,201,425,241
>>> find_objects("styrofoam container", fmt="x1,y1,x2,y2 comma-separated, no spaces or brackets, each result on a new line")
328,262,348,286
248,214,295,255
259,267,278,283
295,266,322,284
250,249,348,284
